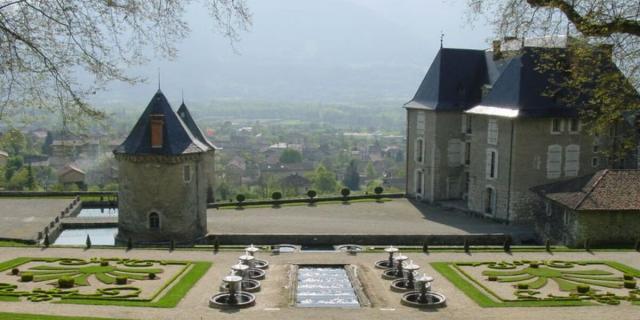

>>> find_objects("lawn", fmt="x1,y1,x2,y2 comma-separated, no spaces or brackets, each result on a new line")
432,260,640,307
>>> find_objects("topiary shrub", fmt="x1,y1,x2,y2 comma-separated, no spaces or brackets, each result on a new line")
127,237,133,251
530,262,539,268
236,194,246,204
169,239,175,252
11,268,19,275
623,274,634,281
463,239,470,253
100,261,109,267
545,239,551,252
116,276,128,285
624,280,637,289
58,276,74,288
503,236,511,253
85,234,92,249
148,272,157,280
488,276,498,281
20,273,33,282
577,285,590,293
271,191,282,201
340,188,350,198
517,283,528,290
307,190,317,201
374,186,384,195
43,233,50,248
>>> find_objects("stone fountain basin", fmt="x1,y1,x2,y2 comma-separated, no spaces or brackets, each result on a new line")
209,292,256,309
401,292,446,308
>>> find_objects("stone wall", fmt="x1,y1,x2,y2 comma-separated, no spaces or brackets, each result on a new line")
575,210,640,246
116,154,208,244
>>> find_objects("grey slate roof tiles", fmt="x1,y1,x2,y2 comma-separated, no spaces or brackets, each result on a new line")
114,90,213,156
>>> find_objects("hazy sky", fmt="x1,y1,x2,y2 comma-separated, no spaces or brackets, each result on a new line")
100,0,493,107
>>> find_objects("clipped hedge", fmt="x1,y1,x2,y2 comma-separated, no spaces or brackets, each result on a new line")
148,273,156,280
624,280,636,289
20,273,33,282
115,276,128,285
577,285,590,293
58,276,75,289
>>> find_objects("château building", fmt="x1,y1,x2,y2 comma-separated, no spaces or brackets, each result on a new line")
405,38,640,229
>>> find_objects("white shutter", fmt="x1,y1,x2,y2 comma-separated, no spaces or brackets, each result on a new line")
447,139,462,167
565,144,580,177
417,111,426,134
487,119,498,145
547,145,562,179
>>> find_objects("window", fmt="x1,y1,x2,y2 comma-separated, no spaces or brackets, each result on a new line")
417,111,426,134
183,164,192,183
415,138,424,163
487,119,498,145
464,142,471,165
462,114,472,134
149,212,160,229
563,210,570,225
486,148,498,179
447,139,462,166
569,118,580,133
484,187,496,215
592,144,599,153
545,202,552,217
415,170,424,196
547,145,562,179
592,157,599,167
551,118,563,134
564,144,580,177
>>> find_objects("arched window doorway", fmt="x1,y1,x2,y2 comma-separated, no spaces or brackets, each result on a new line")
415,169,424,198
149,212,160,230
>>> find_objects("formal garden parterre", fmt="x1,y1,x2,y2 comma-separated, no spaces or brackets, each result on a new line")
0,257,211,307
432,260,640,307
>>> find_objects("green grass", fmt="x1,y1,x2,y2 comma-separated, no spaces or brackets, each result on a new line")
431,262,591,307
0,240,34,247
0,312,131,320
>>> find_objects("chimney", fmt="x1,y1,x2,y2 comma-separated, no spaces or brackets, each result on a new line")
492,40,503,60
150,114,164,149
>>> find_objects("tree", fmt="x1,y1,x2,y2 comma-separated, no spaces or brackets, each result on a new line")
279,149,302,164
310,164,338,194
365,161,377,179
343,160,360,191
42,131,53,155
26,163,35,190
469,0,640,160
0,1,251,126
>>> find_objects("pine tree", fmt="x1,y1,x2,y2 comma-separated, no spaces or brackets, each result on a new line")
85,235,92,249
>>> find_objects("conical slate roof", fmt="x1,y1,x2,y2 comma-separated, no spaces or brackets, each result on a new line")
114,90,211,156
177,102,217,150
406,48,488,111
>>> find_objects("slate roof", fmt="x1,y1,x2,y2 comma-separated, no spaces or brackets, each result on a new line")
531,169,640,211
405,48,488,111
407,44,640,118
114,90,211,156
177,102,217,150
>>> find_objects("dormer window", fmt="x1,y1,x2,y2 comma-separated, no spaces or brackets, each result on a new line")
150,114,164,148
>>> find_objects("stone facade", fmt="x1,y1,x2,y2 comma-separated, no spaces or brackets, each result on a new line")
115,154,208,244
467,116,603,222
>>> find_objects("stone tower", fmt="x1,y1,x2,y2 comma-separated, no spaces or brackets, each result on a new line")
114,90,216,244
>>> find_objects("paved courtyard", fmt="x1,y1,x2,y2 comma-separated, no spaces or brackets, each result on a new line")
0,198,73,241
207,199,532,236
0,247,638,320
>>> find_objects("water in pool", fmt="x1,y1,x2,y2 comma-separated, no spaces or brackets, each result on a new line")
296,267,360,308
53,228,117,246
76,208,118,218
